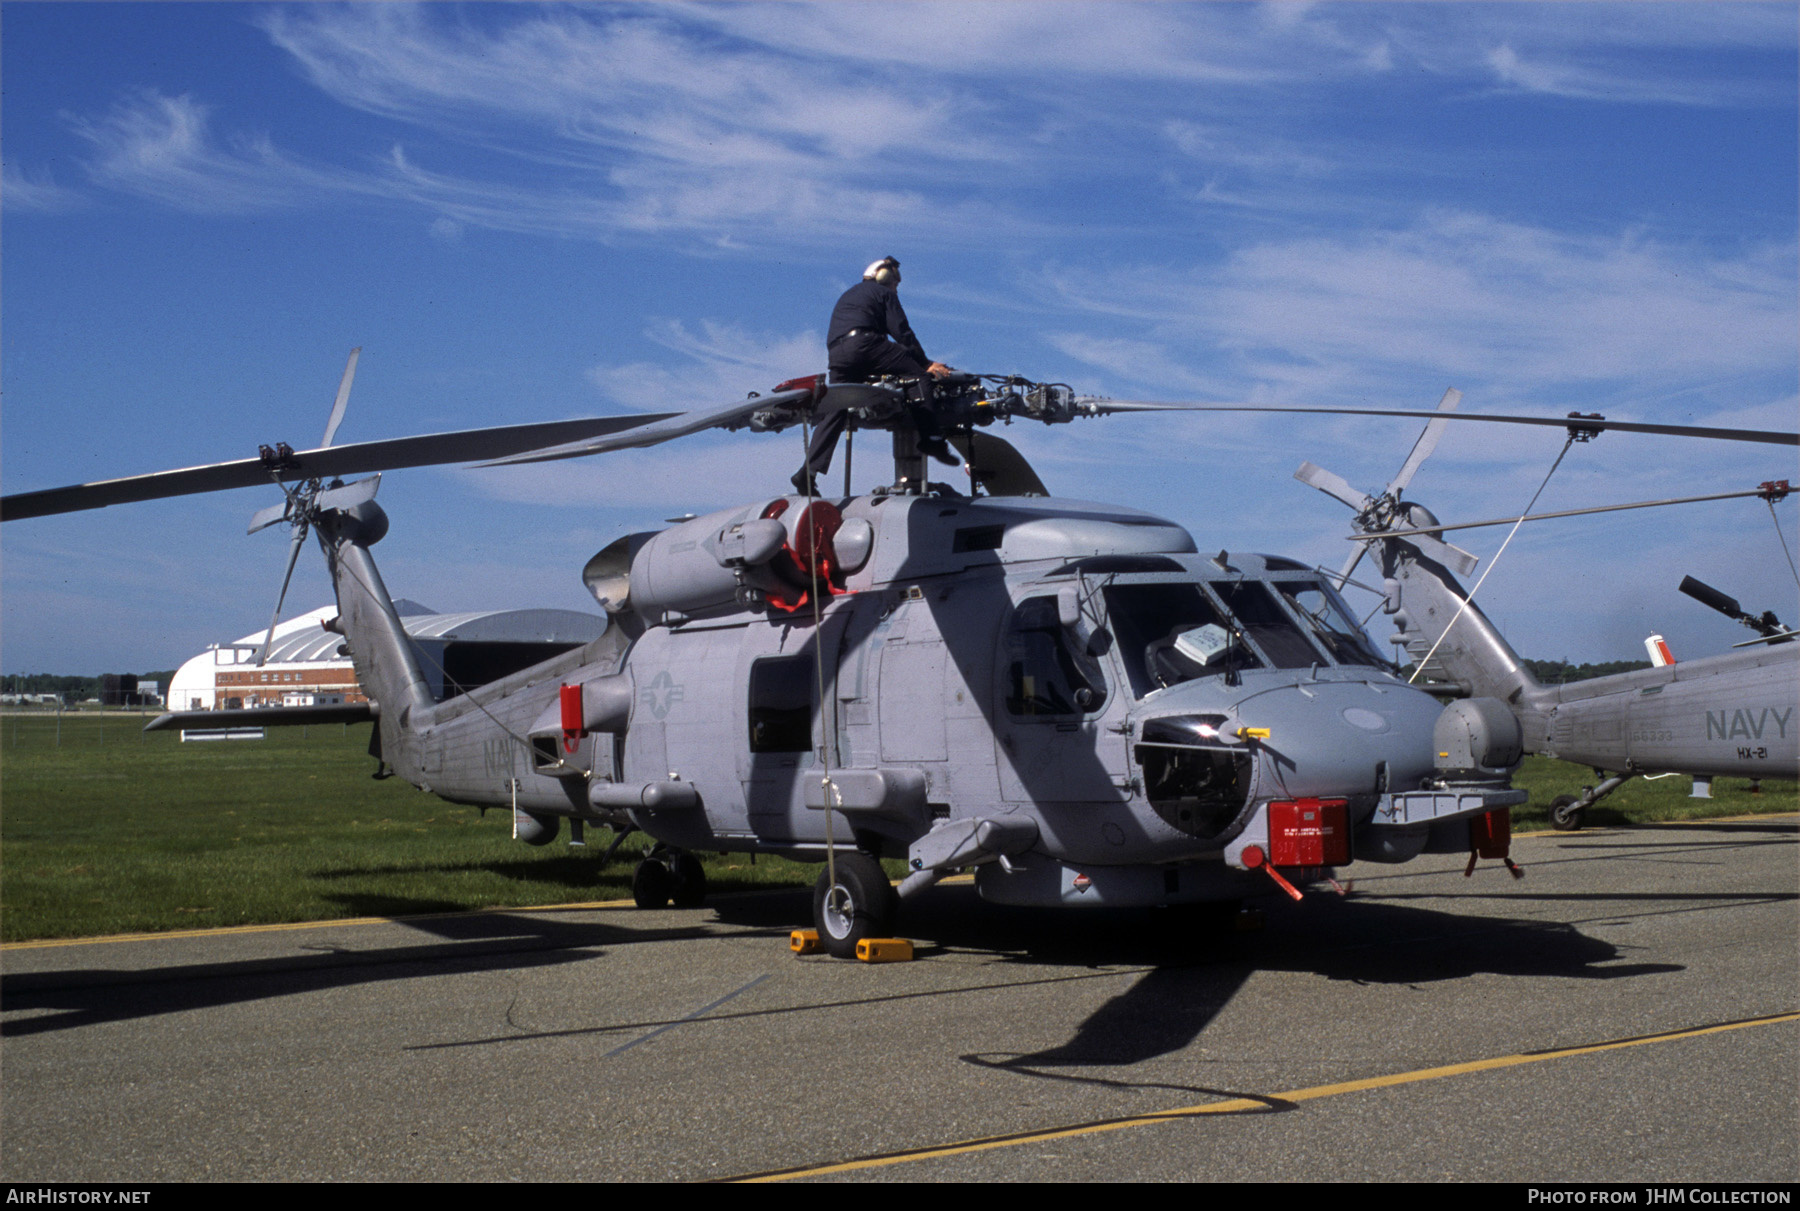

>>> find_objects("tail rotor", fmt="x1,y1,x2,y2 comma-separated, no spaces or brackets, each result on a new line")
1296,388,1479,584
252,349,364,666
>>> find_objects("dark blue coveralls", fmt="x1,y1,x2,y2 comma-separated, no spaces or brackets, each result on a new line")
794,280,947,491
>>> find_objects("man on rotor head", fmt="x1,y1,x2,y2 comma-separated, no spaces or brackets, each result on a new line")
793,256,957,493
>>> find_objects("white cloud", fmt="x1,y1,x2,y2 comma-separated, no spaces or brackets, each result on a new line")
1045,213,1797,409
1,164,86,213
56,5,1793,243
587,320,826,412
66,90,362,213
258,5,1006,206
1479,41,1758,106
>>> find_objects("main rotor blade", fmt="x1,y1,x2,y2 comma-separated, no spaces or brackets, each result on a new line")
1363,486,1791,539
1,413,677,521
1389,387,1461,495
1679,575,1744,620
480,387,813,466
321,347,361,449
1086,401,1798,447
949,431,1049,497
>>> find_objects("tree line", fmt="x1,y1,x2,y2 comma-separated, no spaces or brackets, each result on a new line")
2,672,178,703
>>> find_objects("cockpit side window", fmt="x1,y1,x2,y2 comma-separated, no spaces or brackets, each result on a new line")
1005,595,1107,717
1101,582,1263,697
1277,581,1390,669
1206,580,1324,669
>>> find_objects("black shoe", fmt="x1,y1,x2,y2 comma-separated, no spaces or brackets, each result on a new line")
791,470,816,495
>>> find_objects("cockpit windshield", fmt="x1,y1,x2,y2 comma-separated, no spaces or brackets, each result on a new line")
1275,580,1390,669
1101,575,1384,698
1102,583,1263,697
1205,580,1323,669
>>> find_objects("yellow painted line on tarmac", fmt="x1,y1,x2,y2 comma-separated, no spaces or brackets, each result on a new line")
0,875,920,951
6,816,1787,950
0,898,641,950
728,1010,1800,1182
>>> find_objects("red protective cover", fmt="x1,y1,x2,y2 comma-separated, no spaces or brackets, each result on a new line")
1468,809,1511,859
1268,798,1349,867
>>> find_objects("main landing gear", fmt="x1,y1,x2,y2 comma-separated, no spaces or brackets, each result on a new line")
811,851,898,959
632,848,708,909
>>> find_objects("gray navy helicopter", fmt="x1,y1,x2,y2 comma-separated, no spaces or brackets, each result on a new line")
5,357,1795,956
1296,441,1797,831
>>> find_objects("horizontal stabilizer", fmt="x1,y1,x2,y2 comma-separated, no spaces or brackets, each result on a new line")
144,702,375,733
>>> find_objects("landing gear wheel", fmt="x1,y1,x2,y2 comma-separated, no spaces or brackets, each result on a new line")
811,852,897,959
1549,794,1586,832
669,853,708,908
632,857,672,908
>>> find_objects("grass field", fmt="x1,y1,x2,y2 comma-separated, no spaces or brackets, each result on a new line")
1,710,1793,942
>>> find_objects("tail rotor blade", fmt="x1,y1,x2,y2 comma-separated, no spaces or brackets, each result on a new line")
1295,461,1372,511
256,523,308,667
247,500,290,535
1389,388,1460,496
321,347,361,449
1405,529,1480,578
316,474,381,513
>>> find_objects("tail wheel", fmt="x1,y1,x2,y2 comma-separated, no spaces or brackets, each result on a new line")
1549,794,1586,832
669,853,708,908
811,852,897,959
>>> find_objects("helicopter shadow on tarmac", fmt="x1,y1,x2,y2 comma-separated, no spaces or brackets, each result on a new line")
0,903,738,1039
949,820,1795,1095
885,880,1702,1101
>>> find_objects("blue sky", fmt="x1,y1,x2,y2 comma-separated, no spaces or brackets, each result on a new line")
3,2,1796,675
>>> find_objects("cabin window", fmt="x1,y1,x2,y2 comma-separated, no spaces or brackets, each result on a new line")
1103,583,1262,696
748,656,815,753
1005,595,1107,717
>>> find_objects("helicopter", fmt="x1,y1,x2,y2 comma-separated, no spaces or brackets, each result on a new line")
4,358,1795,957
1291,445,1797,831
1007,387,1799,834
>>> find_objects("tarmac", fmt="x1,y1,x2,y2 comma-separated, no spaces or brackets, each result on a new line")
3,818,1795,1183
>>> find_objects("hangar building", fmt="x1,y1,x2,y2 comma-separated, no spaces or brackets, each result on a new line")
166,601,606,713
